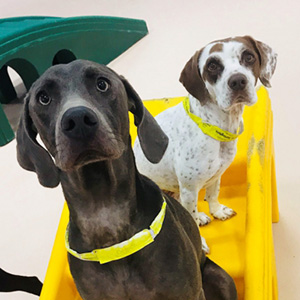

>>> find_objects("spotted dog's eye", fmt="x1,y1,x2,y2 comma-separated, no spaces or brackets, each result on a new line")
37,91,51,106
205,58,224,83
96,78,110,92
243,51,256,64
208,62,218,72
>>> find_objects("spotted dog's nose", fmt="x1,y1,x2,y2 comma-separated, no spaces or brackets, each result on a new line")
61,106,98,140
228,74,248,91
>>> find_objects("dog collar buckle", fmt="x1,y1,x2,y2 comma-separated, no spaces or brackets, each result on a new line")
149,228,156,239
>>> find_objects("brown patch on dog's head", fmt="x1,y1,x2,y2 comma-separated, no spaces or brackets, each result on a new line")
235,36,261,83
237,36,277,87
209,43,223,54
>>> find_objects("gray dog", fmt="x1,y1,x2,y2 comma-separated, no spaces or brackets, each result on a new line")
16,60,237,300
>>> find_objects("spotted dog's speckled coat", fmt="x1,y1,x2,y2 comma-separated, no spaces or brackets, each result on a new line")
134,36,277,228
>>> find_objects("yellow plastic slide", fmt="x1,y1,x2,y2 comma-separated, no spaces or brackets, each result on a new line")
40,86,279,300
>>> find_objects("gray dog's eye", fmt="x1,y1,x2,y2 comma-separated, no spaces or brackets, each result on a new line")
96,78,110,92
37,91,51,106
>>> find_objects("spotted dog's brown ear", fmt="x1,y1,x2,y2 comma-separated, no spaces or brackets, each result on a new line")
121,76,169,164
179,49,210,105
244,36,277,88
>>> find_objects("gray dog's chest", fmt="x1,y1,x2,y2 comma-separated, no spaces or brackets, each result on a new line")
72,264,156,300
70,259,200,300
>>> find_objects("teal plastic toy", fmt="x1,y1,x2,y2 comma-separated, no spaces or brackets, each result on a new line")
0,16,148,146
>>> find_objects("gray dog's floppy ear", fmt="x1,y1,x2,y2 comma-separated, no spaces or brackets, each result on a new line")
121,77,169,164
244,36,277,88
16,96,60,188
179,49,210,105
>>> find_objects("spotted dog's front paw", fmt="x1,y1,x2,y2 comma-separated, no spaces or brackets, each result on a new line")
195,212,211,226
211,204,236,220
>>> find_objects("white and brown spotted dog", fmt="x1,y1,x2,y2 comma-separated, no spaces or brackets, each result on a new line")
134,36,277,230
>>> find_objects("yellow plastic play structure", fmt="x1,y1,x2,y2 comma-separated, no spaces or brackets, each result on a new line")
40,86,279,300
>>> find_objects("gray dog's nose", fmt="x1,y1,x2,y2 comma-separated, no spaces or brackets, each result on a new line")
61,106,98,139
228,74,247,91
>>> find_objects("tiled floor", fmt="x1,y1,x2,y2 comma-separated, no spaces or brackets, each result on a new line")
1,0,300,299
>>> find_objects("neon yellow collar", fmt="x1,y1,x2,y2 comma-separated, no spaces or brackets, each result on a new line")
65,198,167,264
183,97,243,142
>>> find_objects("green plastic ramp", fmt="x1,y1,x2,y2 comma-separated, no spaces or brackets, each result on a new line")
0,15,148,146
